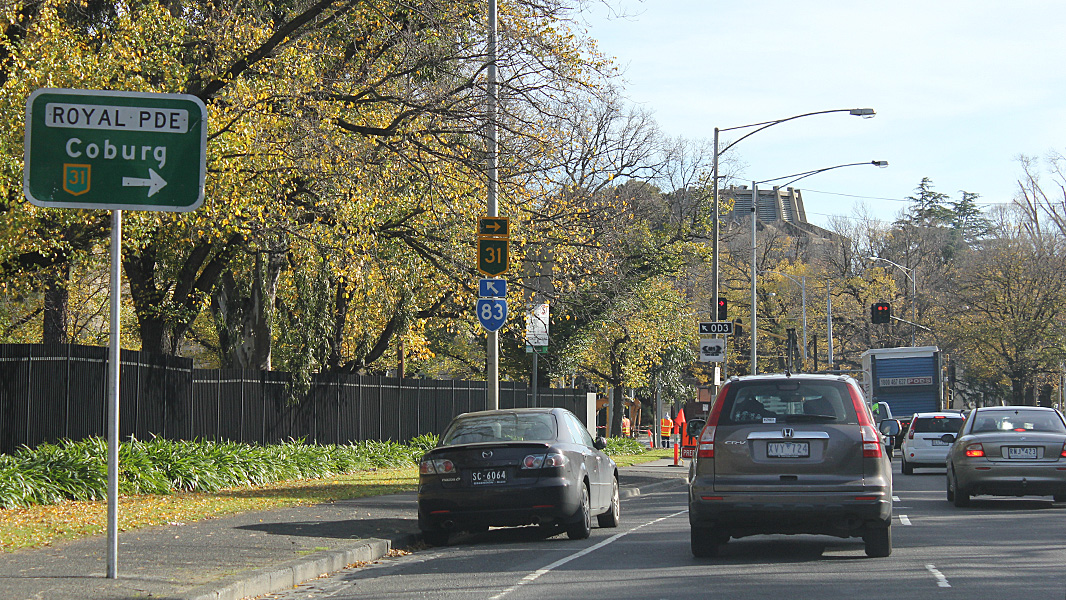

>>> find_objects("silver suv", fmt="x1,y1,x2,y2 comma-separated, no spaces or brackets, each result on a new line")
688,374,895,558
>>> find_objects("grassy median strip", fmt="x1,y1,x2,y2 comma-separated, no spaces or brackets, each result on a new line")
0,441,669,552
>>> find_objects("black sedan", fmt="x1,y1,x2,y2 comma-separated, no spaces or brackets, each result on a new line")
417,407,619,545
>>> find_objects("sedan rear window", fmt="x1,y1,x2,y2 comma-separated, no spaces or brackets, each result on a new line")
911,417,965,433
719,380,858,425
441,413,557,445
971,410,1066,433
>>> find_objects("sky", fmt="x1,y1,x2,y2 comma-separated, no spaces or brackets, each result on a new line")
580,0,1066,227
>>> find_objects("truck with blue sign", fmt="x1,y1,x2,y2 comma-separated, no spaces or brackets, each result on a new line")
860,346,944,419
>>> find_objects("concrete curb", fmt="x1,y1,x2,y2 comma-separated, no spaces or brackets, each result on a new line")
183,478,686,600
183,533,420,600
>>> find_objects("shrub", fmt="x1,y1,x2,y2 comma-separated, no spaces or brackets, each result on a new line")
603,437,647,456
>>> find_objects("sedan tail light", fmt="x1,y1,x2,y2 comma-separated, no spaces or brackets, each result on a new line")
521,452,567,469
1060,442,1066,458
861,425,883,458
419,458,455,475
965,443,985,458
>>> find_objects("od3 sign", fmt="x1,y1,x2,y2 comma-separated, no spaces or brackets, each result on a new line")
23,88,207,211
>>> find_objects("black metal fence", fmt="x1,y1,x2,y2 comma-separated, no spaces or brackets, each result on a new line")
0,344,590,453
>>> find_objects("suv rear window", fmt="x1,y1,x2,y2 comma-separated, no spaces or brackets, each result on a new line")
911,416,964,433
718,379,858,425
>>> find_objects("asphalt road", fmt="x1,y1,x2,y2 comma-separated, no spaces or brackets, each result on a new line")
261,460,1066,600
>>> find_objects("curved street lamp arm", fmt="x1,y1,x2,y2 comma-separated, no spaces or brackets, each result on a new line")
717,108,875,156
757,160,887,189
868,255,914,282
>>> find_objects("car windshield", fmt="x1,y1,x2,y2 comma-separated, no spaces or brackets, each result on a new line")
971,410,1066,433
441,413,557,445
912,417,965,433
720,380,858,425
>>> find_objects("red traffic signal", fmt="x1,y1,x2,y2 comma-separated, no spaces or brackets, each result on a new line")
717,298,728,320
871,302,891,324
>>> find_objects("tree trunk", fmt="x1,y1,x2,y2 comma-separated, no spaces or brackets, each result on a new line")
42,265,69,344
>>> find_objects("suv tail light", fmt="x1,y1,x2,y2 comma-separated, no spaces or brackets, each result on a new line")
696,383,730,459
697,426,716,458
908,428,915,440
861,425,883,458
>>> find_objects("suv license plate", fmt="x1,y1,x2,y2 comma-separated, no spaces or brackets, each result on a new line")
1006,446,1039,460
767,442,809,458
931,439,949,446
471,468,507,485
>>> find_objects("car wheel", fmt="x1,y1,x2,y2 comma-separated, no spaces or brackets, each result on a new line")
863,523,892,558
596,477,620,528
901,457,913,475
946,471,955,501
886,446,893,459
952,470,971,507
566,482,592,540
421,529,449,546
690,525,726,558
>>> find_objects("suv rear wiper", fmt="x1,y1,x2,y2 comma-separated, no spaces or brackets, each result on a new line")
786,414,839,422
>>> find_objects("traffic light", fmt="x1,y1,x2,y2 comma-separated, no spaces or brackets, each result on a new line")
717,298,728,320
871,302,891,324
733,320,743,338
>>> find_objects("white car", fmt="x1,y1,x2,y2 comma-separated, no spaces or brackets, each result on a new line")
900,412,966,474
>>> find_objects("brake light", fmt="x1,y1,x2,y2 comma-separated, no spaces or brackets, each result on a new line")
523,452,567,469
908,428,915,439
847,384,873,427
861,425,883,458
1060,442,1066,458
697,426,716,458
419,458,455,474
965,443,985,457
696,384,730,459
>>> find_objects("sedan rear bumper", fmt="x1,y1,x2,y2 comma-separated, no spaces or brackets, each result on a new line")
955,462,1066,497
418,476,580,530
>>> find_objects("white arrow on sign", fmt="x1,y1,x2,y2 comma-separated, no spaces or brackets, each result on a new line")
122,168,167,197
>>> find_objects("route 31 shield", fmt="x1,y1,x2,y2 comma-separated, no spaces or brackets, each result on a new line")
477,298,508,332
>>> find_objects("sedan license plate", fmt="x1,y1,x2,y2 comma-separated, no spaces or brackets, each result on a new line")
1006,446,1039,460
470,468,507,486
767,441,809,458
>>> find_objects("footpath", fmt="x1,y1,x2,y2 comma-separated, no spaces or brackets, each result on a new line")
0,458,688,600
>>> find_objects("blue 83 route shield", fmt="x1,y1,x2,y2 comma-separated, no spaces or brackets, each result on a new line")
477,298,508,332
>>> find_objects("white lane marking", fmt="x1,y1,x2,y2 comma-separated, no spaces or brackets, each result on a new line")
926,564,951,588
488,509,687,600
899,514,912,525
892,495,900,502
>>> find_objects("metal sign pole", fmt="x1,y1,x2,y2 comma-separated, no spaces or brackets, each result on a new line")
106,209,122,579
486,0,499,409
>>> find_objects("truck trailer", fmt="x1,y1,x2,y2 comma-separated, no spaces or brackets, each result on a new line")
860,346,944,417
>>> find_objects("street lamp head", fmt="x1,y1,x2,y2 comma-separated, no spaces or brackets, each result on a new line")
850,108,876,118
873,160,888,168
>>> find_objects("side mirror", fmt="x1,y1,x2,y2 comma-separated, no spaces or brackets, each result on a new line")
879,419,901,437
593,436,608,450
940,433,956,444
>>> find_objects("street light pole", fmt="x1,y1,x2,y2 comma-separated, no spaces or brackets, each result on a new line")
868,256,917,346
749,160,888,375
710,108,875,371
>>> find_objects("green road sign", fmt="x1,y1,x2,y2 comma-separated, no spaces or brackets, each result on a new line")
24,88,207,211
478,216,510,238
477,238,509,276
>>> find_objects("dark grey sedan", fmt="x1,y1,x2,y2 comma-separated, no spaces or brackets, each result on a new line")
417,407,619,545
945,405,1066,507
